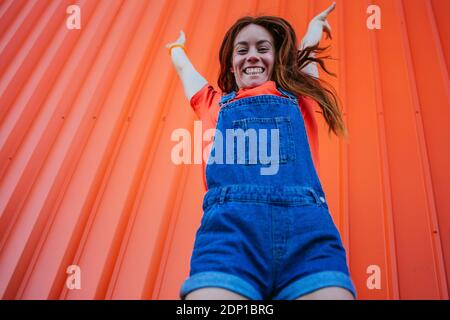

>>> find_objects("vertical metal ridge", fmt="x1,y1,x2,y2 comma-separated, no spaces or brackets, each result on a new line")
336,0,351,267
426,1,450,106
0,0,28,40
397,0,448,299
150,163,191,300
366,0,400,300
430,0,450,77
0,0,65,124
0,0,48,81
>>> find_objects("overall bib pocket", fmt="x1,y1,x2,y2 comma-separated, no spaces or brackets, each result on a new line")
231,116,296,165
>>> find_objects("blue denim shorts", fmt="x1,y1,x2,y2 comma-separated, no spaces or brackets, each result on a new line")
180,184,357,300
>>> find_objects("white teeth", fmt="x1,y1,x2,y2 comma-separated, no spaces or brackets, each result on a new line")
244,67,264,75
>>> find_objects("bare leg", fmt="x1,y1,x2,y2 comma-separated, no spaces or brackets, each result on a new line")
296,287,354,300
184,287,249,300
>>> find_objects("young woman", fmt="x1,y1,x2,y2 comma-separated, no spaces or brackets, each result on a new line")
167,2,356,300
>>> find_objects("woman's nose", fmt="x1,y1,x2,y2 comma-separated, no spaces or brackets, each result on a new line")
246,55,260,63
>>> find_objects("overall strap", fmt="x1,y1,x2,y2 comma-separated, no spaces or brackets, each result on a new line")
219,91,237,106
277,86,298,102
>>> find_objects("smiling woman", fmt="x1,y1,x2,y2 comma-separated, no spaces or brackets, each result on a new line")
216,15,347,140
167,3,356,301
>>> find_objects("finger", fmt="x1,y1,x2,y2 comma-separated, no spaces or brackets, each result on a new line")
318,2,336,19
326,2,336,15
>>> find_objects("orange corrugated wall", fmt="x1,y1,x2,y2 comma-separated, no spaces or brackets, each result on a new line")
0,0,449,300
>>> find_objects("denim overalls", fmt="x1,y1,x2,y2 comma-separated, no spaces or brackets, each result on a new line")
180,87,357,300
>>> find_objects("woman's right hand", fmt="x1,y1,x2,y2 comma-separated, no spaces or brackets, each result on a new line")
165,30,186,49
166,30,208,102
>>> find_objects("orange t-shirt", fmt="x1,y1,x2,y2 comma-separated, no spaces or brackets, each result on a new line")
190,80,320,191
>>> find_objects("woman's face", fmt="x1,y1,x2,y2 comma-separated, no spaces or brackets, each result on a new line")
231,23,275,89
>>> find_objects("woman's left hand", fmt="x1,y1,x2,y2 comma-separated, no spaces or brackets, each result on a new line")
301,2,336,49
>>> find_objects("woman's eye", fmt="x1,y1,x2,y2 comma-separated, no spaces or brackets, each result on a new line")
236,47,269,54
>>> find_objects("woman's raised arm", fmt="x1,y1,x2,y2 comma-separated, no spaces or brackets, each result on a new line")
299,2,336,78
166,31,208,101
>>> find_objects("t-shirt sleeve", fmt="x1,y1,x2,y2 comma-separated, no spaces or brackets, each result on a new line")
189,84,221,192
189,84,221,126
300,95,320,114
